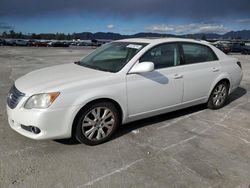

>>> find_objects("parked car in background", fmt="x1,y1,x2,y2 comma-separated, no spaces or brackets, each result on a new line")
241,44,250,55
0,39,6,46
230,43,250,54
4,39,17,46
26,39,35,46
7,38,243,145
69,41,79,46
32,40,49,47
48,41,69,47
91,39,102,47
77,42,91,46
15,39,29,46
214,43,231,54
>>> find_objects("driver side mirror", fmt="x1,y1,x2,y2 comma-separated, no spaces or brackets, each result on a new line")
129,62,154,74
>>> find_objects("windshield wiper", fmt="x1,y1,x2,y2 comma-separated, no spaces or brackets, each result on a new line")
92,66,114,73
78,62,114,73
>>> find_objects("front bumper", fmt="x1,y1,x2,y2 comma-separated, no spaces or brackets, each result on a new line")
7,103,80,140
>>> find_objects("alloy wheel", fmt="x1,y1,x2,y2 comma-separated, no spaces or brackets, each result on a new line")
212,83,227,107
81,107,115,141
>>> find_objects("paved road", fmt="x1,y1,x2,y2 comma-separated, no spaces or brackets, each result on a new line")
0,47,250,188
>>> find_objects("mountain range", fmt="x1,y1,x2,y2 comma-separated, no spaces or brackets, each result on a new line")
74,30,250,40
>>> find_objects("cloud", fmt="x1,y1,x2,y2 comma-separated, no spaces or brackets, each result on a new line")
236,18,250,24
0,22,14,30
107,24,114,29
145,25,174,32
0,0,249,22
197,24,231,34
146,23,231,34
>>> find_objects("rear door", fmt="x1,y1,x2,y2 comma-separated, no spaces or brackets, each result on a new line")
180,42,221,102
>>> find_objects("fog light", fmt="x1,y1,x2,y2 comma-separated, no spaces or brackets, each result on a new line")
21,124,41,134
31,126,41,134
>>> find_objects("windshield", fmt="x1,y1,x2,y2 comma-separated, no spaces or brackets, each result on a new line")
79,42,147,72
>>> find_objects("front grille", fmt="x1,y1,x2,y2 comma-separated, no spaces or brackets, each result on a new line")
7,85,25,109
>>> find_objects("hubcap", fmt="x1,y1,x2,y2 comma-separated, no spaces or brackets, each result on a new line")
212,84,227,106
82,107,115,141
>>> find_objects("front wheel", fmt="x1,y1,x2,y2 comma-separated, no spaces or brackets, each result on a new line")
207,81,229,110
74,102,120,145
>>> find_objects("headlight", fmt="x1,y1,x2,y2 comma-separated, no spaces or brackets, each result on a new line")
24,92,60,109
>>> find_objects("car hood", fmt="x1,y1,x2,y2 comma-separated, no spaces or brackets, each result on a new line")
15,63,110,95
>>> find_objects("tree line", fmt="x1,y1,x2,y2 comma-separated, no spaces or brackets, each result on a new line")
0,30,79,40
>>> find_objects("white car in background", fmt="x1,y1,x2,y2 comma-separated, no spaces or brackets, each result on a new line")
15,39,29,46
7,38,243,145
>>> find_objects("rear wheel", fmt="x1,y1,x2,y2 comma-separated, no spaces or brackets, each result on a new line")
74,102,120,145
207,81,229,110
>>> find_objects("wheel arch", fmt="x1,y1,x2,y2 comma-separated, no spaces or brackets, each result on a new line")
71,98,124,137
208,76,231,101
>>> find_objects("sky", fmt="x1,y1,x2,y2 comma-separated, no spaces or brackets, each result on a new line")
0,0,250,35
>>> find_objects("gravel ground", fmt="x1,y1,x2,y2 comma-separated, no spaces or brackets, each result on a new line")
0,46,250,188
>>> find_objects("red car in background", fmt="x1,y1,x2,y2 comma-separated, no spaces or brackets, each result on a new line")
32,40,49,47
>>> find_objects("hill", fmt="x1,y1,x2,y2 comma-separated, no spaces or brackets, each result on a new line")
74,30,250,40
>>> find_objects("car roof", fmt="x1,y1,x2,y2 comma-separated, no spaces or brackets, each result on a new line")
117,37,210,46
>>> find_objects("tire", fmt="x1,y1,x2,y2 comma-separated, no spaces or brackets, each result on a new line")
242,50,248,55
207,81,229,110
74,101,120,145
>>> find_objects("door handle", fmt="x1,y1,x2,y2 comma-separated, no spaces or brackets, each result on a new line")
173,74,183,79
212,67,220,72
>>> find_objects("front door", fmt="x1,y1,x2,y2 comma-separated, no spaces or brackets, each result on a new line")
126,43,184,117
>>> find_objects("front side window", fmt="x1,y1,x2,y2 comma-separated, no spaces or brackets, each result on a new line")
79,42,147,72
140,43,180,69
182,43,218,64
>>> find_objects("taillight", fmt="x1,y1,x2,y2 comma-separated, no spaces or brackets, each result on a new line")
237,61,242,69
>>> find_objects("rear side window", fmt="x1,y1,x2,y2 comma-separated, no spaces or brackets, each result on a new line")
140,43,180,69
182,43,218,64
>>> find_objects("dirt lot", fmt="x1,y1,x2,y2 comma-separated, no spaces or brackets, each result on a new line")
0,46,250,188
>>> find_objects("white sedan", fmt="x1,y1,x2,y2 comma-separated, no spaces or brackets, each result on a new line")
7,38,243,145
